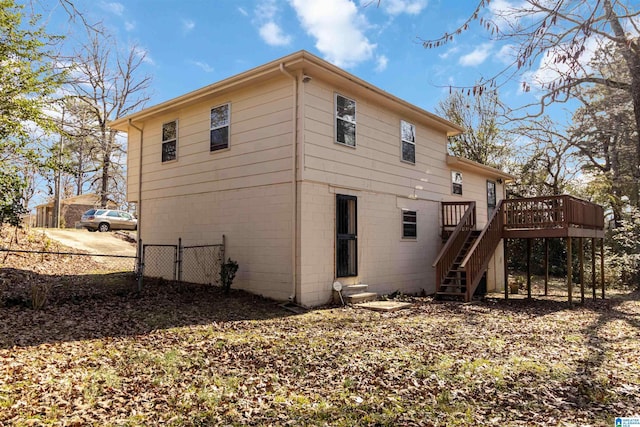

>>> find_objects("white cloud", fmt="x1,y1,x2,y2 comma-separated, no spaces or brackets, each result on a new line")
238,7,249,16
254,0,292,46
382,0,427,15
133,46,155,66
375,55,388,72
289,0,376,68
438,46,460,59
496,44,517,65
526,37,600,90
124,21,136,31
182,19,195,33
458,43,493,67
259,22,292,46
190,60,214,73
100,1,124,16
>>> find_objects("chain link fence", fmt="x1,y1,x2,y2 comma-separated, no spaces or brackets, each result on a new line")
138,236,225,289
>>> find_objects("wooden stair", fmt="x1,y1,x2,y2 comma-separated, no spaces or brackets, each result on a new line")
436,230,480,300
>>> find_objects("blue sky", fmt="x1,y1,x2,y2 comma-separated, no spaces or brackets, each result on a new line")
39,0,562,121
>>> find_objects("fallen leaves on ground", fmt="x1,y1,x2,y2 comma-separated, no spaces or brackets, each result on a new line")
1,226,639,426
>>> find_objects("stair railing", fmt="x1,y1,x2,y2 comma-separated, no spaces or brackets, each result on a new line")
432,201,476,293
459,199,504,301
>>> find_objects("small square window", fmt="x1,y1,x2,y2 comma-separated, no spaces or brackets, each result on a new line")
402,209,417,239
336,94,356,147
452,171,463,195
162,120,177,162
211,104,230,152
401,120,415,164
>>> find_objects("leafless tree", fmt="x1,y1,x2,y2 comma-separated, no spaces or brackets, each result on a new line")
420,0,640,153
65,25,151,207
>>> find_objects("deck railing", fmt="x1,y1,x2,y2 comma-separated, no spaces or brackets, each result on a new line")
460,200,504,301
433,201,476,292
503,195,604,231
441,201,476,230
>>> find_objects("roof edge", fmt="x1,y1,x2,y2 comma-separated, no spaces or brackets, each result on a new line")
446,155,515,181
110,50,463,135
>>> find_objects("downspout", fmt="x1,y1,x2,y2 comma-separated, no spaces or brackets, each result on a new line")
279,63,298,303
128,119,144,242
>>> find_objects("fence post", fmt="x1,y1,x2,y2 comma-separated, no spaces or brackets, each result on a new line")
177,237,183,282
137,239,144,292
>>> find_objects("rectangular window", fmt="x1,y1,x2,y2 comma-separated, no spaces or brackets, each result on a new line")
336,94,356,147
401,120,415,164
487,180,497,218
402,209,417,239
210,103,230,152
336,194,357,277
452,171,463,195
162,120,177,162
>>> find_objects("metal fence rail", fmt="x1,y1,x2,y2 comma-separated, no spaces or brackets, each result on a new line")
138,236,225,289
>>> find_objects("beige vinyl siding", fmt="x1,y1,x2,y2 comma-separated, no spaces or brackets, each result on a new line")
298,181,439,306
302,79,452,200
141,183,293,301
127,78,293,202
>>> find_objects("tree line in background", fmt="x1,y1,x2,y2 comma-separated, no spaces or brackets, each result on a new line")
0,0,150,227
432,0,640,286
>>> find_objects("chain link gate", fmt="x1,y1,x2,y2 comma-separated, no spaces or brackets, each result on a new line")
137,236,225,290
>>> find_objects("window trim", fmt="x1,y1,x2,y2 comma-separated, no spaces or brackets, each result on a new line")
335,93,357,148
402,209,417,239
210,103,231,152
400,120,416,164
161,119,178,163
452,170,463,196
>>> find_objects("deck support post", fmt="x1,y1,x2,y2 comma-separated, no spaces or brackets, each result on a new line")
567,237,573,306
544,238,549,296
600,238,605,299
591,238,596,301
579,237,584,304
504,238,509,300
526,238,532,299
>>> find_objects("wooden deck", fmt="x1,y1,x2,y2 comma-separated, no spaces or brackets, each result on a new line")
502,195,605,238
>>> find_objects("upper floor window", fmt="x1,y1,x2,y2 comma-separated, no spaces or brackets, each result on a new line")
162,120,177,162
210,103,230,152
336,94,356,147
452,171,463,195
400,120,415,164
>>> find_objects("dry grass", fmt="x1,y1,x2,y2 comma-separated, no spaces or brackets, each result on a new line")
1,226,639,426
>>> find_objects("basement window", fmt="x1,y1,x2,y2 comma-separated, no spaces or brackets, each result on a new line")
402,209,417,239
161,120,177,162
400,120,415,164
336,94,356,147
210,103,230,152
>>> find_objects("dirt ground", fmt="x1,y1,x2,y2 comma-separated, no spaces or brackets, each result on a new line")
40,228,137,256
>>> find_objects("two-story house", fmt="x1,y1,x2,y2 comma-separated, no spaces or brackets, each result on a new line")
110,50,519,306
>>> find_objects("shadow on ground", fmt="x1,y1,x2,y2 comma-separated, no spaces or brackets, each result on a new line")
0,268,294,349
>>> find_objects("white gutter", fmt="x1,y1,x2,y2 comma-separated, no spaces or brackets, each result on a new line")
279,63,298,303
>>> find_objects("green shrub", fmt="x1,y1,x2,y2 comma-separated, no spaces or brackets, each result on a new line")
220,258,238,294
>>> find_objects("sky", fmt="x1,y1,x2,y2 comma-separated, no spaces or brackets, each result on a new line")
38,0,565,122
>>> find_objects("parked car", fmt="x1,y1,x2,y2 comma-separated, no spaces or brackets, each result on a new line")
80,209,137,232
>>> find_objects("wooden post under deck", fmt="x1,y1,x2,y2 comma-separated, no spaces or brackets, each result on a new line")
600,239,605,299
591,238,596,301
579,237,584,304
504,238,509,300
526,238,532,299
567,237,573,305
544,238,549,296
